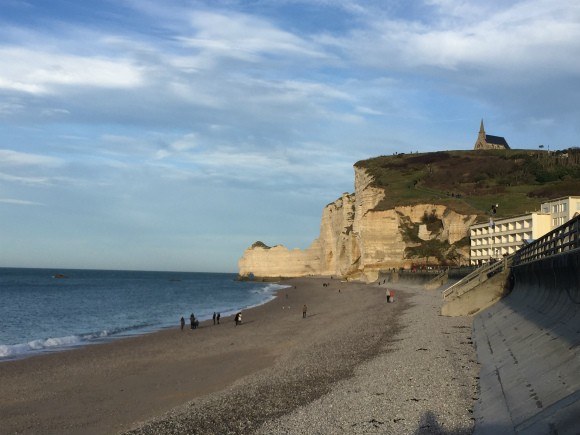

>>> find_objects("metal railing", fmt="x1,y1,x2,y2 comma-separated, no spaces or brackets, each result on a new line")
443,215,580,300
513,214,580,266
424,269,448,289
443,255,513,300
429,269,448,283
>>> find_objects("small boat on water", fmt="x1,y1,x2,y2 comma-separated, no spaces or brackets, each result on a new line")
52,273,67,279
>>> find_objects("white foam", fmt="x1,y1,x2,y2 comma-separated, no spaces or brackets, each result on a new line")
0,323,160,360
0,335,83,359
250,283,292,295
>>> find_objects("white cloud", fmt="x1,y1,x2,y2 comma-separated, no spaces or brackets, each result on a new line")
228,78,352,109
0,198,44,206
356,106,384,115
148,138,355,191
324,0,580,79
0,77,45,94
0,100,25,115
166,80,225,108
154,149,171,160
0,47,145,94
0,171,52,185
40,108,70,117
170,133,198,152
0,149,64,167
181,11,328,61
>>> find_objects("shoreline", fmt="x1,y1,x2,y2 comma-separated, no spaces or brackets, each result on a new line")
0,277,478,435
0,280,289,363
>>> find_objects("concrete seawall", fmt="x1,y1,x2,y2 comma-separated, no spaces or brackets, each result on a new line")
472,250,580,434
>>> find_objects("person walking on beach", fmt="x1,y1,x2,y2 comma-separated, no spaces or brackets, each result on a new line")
180,316,185,331
235,312,242,326
302,304,307,318
213,312,216,325
217,312,220,324
190,313,195,330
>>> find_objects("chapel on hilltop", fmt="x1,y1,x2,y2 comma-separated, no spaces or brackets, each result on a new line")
474,120,510,150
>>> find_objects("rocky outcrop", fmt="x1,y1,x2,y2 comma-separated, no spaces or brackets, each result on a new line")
237,241,323,279
238,167,477,281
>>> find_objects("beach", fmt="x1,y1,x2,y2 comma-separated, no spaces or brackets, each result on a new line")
0,278,478,434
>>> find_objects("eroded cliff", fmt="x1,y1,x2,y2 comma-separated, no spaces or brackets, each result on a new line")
238,167,477,281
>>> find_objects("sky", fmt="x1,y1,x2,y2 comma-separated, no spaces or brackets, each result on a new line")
1,0,579,273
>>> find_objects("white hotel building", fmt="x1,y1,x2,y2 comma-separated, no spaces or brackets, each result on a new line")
469,196,580,265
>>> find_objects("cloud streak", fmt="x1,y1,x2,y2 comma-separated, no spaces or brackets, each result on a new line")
0,149,64,167
0,198,44,206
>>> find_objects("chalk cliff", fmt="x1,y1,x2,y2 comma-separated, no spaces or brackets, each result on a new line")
238,167,477,281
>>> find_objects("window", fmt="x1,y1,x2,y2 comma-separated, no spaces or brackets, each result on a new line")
562,203,567,212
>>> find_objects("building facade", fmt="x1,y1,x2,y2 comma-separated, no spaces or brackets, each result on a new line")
470,213,550,265
540,196,580,228
469,196,580,265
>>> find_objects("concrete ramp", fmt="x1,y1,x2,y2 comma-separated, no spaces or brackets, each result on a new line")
442,269,510,316
472,251,580,434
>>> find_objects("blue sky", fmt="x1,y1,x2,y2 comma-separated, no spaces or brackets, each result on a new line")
1,0,579,272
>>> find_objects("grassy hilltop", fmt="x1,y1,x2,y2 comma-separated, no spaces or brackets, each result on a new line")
356,148,580,222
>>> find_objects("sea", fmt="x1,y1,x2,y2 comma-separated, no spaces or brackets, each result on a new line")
0,267,289,361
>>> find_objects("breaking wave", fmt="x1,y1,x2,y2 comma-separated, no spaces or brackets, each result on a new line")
0,323,154,360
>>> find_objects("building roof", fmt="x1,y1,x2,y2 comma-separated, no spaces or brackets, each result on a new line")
542,196,580,203
485,134,509,147
470,211,550,229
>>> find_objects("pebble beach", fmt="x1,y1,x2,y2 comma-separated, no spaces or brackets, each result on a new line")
0,278,478,435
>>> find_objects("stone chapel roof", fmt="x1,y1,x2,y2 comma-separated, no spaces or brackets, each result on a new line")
484,134,509,147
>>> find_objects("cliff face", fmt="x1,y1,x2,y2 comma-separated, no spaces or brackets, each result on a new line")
238,167,477,281
237,241,323,279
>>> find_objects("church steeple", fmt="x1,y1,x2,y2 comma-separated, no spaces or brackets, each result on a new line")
474,119,510,150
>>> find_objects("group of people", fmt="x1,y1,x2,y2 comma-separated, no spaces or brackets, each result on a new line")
180,311,239,331
179,313,200,330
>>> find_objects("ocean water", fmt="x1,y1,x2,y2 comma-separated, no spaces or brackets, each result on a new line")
0,268,289,361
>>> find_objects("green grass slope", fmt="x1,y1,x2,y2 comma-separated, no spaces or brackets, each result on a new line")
355,148,580,222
